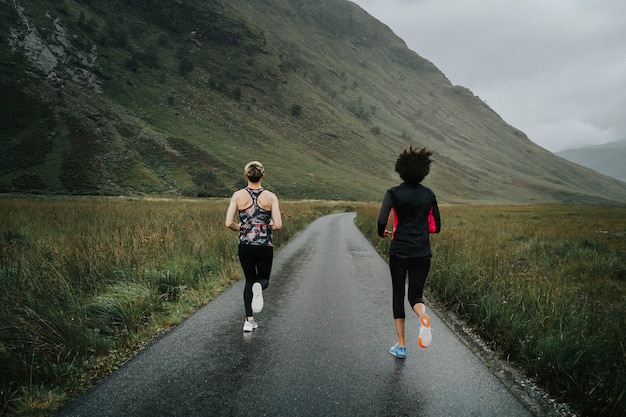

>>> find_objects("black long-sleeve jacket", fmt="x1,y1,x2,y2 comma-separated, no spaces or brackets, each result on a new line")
377,182,441,259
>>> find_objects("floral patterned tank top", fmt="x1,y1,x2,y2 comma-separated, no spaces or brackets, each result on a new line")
238,187,273,246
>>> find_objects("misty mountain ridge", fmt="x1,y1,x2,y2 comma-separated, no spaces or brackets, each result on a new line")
2,0,625,204
557,140,626,183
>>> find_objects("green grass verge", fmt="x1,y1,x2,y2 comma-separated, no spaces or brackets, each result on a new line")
356,203,626,417
0,196,359,416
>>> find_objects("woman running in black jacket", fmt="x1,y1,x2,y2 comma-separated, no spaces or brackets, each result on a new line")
378,147,441,359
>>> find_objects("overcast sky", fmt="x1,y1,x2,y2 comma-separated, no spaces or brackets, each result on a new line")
350,0,626,152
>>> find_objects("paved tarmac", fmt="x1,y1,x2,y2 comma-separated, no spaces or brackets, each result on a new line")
56,213,544,417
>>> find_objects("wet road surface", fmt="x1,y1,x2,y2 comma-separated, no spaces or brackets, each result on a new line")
56,213,538,417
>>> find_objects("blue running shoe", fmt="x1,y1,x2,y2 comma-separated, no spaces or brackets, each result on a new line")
389,343,406,359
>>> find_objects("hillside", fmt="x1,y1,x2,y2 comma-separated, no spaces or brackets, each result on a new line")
557,140,626,183
2,0,626,203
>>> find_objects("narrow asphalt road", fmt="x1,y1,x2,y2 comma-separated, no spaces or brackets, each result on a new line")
56,213,540,417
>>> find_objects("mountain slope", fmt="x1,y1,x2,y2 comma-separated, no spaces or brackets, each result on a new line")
557,140,626,183
2,0,625,203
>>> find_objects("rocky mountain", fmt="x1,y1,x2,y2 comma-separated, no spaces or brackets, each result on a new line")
556,140,626,183
2,0,625,203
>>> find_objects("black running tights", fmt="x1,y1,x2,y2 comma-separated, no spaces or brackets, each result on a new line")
238,244,273,317
389,256,431,319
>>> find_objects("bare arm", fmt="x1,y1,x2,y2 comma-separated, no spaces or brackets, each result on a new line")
225,194,241,231
270,194,282,231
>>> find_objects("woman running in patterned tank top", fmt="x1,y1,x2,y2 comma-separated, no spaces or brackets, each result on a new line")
225,161,282,332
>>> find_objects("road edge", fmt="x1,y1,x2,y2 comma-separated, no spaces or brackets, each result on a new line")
426,296,577,417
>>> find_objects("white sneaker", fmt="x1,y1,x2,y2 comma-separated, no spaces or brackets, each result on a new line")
251,282,264,313
418,314,432,348
243,318,258,332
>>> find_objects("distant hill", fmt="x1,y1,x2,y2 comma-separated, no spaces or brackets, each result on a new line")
2,0,626,203
556,140,626,183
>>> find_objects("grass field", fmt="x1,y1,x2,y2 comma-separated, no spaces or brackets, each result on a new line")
1,198,624,416
356,203,626,417
0,196,358,416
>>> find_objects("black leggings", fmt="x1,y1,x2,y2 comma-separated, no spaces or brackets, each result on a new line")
238,244,273,317
389,256,431,319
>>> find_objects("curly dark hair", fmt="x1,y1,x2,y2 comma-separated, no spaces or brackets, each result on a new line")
395,146,433,184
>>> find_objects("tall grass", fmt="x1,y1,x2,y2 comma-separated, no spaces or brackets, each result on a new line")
356,203,626,417
0,196,358,416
